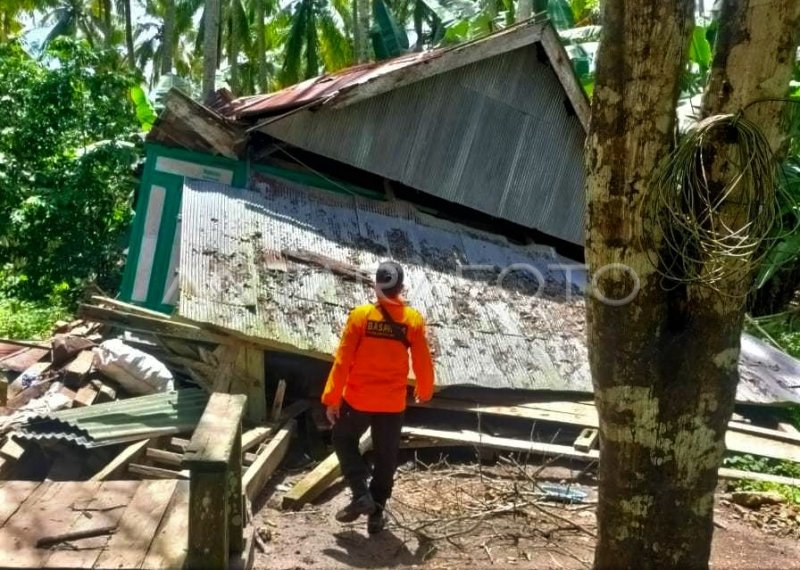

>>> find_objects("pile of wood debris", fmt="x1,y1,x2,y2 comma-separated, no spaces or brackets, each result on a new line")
0,294,799,567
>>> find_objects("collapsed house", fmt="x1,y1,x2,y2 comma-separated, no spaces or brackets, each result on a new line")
1,19,800,570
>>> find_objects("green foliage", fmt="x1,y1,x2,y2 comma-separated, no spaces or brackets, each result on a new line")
0,295,72,340
724,454,800,505
0,38,142,302
130,85,157,131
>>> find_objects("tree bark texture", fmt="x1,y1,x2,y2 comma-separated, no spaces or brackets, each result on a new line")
586,1,799,569
160,0,176,75
256,0,267,92
202,0,221,99
123,0,135,68
356,0,370,63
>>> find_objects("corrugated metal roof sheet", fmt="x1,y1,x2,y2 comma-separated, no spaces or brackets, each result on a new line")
177,177,800,405
224,20,589,130
260,45,586,245
179,177,589,392
14,389,209,447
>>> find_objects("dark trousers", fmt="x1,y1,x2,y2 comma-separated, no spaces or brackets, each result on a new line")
332,400,404,508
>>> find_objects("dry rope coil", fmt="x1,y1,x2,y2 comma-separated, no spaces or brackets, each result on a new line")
641,113,783,295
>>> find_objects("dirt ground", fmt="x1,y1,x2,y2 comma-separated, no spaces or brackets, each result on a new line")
251,456,800,570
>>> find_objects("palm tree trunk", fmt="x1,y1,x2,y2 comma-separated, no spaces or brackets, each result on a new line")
123,0,134,67
102,0,112,43
202,0,221,99
516,0,532,21
256,0,267,91
229,0,239,94
161,0,176,75
356,0,369,62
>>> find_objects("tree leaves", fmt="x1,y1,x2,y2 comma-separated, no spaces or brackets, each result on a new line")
129,85,157,131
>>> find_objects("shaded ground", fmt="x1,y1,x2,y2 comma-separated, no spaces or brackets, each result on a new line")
252,458,800,570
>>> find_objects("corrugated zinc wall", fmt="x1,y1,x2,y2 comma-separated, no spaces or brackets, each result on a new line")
260,46,587,245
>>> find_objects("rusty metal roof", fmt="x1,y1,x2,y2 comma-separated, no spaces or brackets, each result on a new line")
177,176,800,404
223,21,590,130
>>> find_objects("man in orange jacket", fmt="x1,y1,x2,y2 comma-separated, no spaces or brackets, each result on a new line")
322,260,435,534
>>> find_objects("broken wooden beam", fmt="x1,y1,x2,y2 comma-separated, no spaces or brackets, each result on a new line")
91,439,151,481
36,524,117,548
61,350,95,388
78,304,232,345
415,399,800,463
73,383,99,407
0,437,26,462
282,248,373,284
282,430,372,510
146,447,184,467
129,463,190,479
270,380,287,422
244,420,296,502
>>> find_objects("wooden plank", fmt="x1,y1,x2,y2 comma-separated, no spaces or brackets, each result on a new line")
573,428,599,452
403,426,599,460
0,481,101,569
325,21,547,112
78,304,232,345
142,481,190,570
73,383,99,407
282,430,372,509
183,393,247,471
233,346,266,424
270,380,287,422
7,379,52,409
61,350,94,388
44,480,140,570
0,347,49,373
161,89,241,159
403,426,800,489
147,447,184,467
539,24,591,131
95,479,179,570
778,422,800,435
241,426,274,453
90,439,151,481
0,481,41,526
130,463,191,479
719,467,800,487
213,345,241,393
90,296,177,321
172,438,257,465
244,420,296,502
419,399,800,462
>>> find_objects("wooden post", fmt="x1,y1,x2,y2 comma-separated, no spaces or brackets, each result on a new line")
270,380,286,422
183,393,247,570
228,422,244,554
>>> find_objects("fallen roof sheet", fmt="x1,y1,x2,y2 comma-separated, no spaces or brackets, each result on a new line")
177,177,800,404
14,388,209,447
223,21,589,130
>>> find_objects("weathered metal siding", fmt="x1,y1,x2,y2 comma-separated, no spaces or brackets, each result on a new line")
261,46,586,245
178,177,800,404
179,177,591,393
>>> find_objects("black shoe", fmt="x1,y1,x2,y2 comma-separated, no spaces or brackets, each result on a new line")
367,510,386,535
335,493,376,523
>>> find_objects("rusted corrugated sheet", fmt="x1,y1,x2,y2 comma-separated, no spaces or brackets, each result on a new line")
260,46,587,245
179,176,591,392
177,177,800,404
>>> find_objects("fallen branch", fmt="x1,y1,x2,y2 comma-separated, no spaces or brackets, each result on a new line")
36,525,117,548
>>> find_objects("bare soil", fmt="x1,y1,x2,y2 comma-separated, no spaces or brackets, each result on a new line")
252,460,800,570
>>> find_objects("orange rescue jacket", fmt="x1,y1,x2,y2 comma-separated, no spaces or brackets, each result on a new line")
321,298,435,413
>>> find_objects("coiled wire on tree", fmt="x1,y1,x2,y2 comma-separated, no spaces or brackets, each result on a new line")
641,113,785,294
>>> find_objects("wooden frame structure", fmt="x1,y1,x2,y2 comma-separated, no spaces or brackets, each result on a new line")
182,393,247,569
